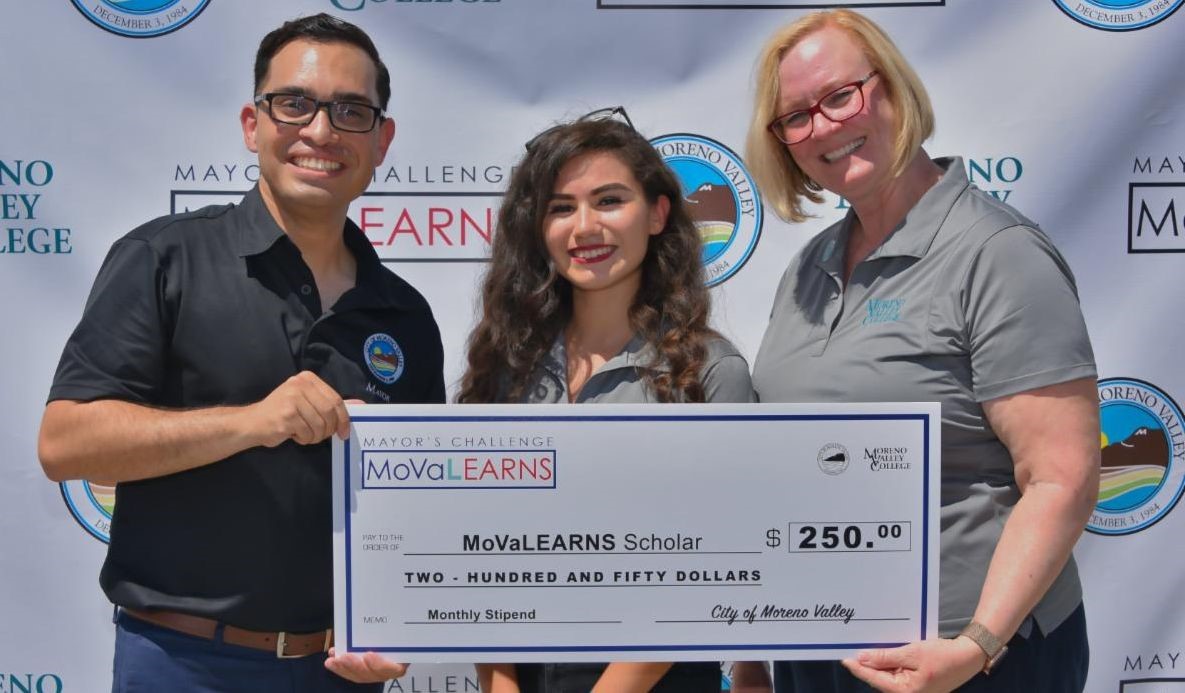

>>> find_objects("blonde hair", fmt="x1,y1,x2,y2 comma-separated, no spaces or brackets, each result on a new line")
745,10,935,222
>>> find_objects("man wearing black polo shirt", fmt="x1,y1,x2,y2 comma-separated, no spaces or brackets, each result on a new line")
38,14,437,692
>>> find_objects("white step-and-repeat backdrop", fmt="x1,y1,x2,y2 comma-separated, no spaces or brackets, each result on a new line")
2,1,1183,691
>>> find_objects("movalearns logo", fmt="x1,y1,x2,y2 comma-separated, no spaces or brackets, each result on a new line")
362,450,556,489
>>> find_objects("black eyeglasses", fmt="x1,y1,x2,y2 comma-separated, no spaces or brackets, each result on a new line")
254,92,385,133
524,106,636,152
767,71,878,145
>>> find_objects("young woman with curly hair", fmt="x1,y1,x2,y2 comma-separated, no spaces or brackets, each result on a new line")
460,112,755,693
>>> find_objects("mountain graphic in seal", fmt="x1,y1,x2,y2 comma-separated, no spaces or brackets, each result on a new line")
368,344,402,383
1098,426,1170,511
370,347,401,370
1102,426,1169,469
685,183,737,262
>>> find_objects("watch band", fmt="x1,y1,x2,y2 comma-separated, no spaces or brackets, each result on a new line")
958,621,1009,674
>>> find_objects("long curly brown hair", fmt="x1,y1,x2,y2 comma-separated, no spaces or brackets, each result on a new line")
458,118,716,404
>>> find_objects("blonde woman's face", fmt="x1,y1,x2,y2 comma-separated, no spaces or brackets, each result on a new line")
776,26,896,206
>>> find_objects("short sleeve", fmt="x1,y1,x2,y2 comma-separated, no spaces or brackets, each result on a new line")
48,237,170,404
963,226,1096,402
702,340,756,403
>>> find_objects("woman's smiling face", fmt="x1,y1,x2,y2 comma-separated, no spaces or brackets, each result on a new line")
776,25,896,206
543,150,668,299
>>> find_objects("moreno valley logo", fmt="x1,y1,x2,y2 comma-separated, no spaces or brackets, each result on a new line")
70,0,211,38
1052,0,1184,31
364,333,405,385
650,134,762,287
60,480,115,543
1090,378,1185,535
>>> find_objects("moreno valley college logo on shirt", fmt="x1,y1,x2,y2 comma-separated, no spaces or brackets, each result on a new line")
1052,0,1185,30
70,0,211,38
1090,378,1185,535
650,134,762,287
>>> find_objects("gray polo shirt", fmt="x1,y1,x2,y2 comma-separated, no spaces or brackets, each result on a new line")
518,333,754,404
752,157,1096,637
512,333,750,692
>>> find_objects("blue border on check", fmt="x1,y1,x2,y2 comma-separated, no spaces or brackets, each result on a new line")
343,412,932,654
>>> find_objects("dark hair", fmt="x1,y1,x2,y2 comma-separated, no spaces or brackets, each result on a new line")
254,13,391,110
459,118,716,404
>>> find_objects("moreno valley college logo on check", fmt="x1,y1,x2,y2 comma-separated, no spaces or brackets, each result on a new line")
71,0,212,38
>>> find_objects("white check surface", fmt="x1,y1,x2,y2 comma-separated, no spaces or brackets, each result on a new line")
332,402,940,662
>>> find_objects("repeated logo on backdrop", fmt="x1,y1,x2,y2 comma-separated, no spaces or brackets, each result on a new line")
0,159,72,256
170,161,507,263
965,156,1024,205
836,156,1023,213
1118,676,1185,691
70,0,211,38
598,0,942,8
1119,646,1185,682
0,673,65,692
1052,0,1185,31
171,142,758,283
60,480,115,543
651,134,762,287
1089,378,1185,536
1129,155,1185,253
387,672,480,692
329,0,501,8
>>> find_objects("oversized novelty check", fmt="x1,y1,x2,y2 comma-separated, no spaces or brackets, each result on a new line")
331,402,940,662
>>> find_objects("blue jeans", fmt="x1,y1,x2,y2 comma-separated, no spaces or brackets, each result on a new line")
773,604,1088,693
113,609,383,693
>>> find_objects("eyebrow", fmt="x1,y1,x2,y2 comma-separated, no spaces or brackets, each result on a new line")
780,74,866,112
267,86,377,106
549,183,634,200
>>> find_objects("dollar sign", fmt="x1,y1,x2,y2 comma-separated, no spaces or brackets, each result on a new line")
765,528,782,548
